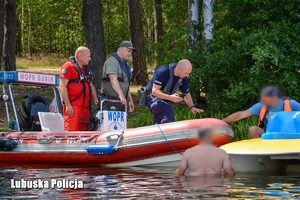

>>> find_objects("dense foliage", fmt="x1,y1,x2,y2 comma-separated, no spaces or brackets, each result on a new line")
15,0,300,113
195,0,300,112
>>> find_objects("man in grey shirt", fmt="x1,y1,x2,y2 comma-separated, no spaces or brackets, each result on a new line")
101,41,135,112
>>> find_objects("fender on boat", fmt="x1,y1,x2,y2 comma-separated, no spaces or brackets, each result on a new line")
86,144,116,155
0,137,17,151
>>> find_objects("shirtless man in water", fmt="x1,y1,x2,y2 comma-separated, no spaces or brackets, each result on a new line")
175,127,235,176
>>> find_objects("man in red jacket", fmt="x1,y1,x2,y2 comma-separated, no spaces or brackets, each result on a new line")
59,46,98,131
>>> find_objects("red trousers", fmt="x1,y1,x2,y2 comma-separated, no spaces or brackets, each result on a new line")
63,105,90,131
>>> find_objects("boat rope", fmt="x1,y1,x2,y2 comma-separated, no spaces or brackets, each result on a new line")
114,130,125,151
155,124,182,155
91,131,110,144
1,130,20,136
9,134,99,144
255,157,267,175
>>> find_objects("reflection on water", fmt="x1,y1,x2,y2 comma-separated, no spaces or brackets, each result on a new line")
0,164,300,199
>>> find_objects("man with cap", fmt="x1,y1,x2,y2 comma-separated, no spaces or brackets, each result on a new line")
101,41,135,112
222,85,300,138
145,59,203,124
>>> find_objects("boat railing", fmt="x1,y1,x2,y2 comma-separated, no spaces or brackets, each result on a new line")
0,71,61,131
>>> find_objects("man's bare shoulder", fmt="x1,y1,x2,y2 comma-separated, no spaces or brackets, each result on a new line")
184,145,200,154
217,148,228,153
216,148,229,157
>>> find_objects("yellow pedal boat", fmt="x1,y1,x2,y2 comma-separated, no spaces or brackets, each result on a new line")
220,111,300,173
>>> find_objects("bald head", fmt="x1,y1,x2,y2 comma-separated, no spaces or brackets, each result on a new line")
177,59,192,69
175,59,193,78
74,46,91,67
75,46,89,58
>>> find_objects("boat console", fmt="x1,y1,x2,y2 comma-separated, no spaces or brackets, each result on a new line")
262,111,300,139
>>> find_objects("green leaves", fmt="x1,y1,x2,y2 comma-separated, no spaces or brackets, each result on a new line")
18,0,84,56
186,0,300,113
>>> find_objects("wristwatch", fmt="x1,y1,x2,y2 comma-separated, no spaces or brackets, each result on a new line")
189,105,196,109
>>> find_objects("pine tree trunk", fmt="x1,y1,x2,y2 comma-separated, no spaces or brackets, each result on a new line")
82,0,106,89
0,0,5,68
3,0,17,71
128,0,148,85
153,0,163,67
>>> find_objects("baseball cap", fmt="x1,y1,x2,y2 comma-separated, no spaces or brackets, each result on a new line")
119,41,136,50
261,85,282,97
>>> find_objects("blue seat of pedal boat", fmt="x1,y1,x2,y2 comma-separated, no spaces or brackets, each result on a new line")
262,111,300,139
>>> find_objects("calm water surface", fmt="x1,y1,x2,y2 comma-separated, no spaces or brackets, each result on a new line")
0,164,300,199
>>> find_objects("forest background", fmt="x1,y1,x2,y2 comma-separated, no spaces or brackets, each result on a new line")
0,0,299,139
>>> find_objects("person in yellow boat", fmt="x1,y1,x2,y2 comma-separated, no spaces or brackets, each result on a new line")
222,85,300,138
175,127,235,176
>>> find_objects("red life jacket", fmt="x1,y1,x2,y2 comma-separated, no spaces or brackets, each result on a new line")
258,99,292,128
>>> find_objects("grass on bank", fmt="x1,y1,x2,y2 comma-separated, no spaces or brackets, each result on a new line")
16,56,65,69
16,56,156,70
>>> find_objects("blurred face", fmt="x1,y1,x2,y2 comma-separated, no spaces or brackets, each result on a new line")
199,130,216,144
207,131,216,144
178,66,192,79
78,50,91,66
260,95,280,107
119,47,132,61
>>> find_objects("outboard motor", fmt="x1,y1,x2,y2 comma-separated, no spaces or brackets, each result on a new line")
18,93,49,131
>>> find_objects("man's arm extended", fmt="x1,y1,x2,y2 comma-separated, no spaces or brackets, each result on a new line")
152,84,183,103
59,78,74,117
127,89,134,112
222,110,252,123
183,93,204,114
108,74,127,105
175,151,188,176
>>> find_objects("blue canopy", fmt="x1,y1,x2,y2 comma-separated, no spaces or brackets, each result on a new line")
262,111,300,139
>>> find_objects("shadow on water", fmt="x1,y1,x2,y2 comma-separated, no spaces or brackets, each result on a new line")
0,164,300,199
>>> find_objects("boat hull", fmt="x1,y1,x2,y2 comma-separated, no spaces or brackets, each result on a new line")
0,118,233,166
220,138,300,173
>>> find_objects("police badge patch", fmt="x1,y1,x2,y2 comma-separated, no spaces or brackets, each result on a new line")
62,68,67,75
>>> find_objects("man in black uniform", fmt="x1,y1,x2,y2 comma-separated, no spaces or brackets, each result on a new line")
145,59,203,124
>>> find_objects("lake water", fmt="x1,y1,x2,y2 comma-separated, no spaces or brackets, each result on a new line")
1,164,300,199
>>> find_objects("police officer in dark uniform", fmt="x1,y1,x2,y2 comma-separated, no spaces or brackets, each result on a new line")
145,59,203,124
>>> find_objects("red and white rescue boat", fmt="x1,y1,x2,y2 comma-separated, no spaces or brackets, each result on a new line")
0,71,234,167
0,118,233,167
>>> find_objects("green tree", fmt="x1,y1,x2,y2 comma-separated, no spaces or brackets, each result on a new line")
195,0,300,112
